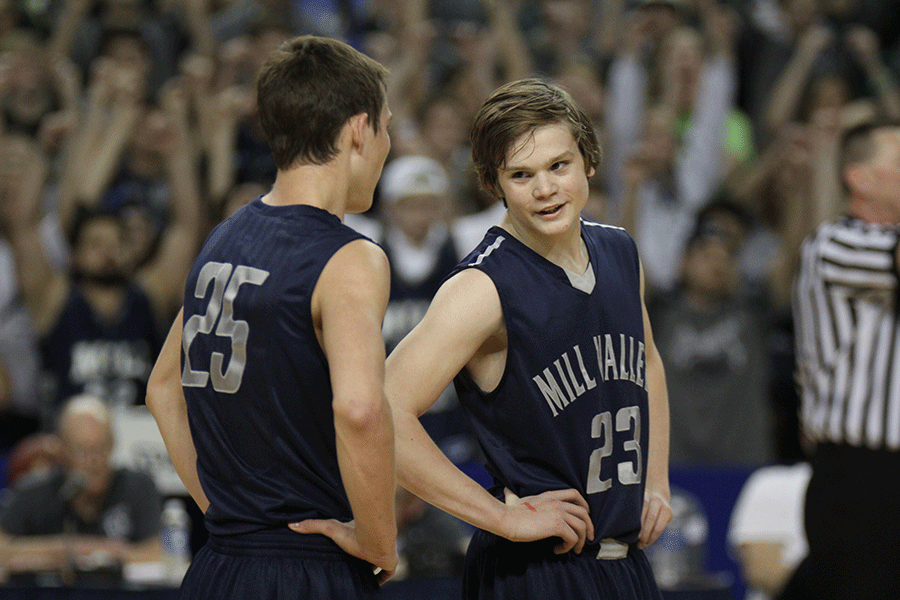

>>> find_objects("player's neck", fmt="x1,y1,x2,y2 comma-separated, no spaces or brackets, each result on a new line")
544,235,590,274
263,161,351,218
502,218,588,273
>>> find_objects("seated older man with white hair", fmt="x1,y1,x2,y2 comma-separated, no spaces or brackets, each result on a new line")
0,394,164,582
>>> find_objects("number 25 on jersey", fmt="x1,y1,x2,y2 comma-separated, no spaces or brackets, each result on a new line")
182,262,269,393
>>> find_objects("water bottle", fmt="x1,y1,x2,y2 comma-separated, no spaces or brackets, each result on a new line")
161,498,191,585
644,487,708,589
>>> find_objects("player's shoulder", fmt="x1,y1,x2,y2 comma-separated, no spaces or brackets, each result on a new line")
434,261,495,310
326,236,388,274
581,218,633,243
581,219,641,270
458,227,510,266
426,267,503,339
318,237,390,299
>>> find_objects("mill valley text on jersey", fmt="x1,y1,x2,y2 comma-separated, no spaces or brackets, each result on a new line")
533,333,647,418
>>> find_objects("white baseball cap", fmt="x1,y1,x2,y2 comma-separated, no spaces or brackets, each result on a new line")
380,155,450,204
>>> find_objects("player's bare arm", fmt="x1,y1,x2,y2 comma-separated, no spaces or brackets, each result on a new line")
291,239,398,581
637,260,672,549
146,309,211,513
386,268,593,554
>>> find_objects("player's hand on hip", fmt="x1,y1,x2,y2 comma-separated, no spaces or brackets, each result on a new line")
502,487,595,554
637,488,672,549
288,519,398,584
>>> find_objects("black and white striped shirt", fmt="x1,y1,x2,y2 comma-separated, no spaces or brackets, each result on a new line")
794,216,900,451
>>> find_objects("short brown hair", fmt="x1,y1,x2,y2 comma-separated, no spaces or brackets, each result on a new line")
839,120,900,194
256,35,389,169
470,78,601,203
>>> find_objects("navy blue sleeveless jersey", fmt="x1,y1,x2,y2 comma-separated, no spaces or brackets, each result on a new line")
181,198,367,549
452,221,649,544
40,284,160,412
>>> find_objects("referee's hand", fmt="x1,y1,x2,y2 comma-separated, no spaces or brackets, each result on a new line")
502,487,595,555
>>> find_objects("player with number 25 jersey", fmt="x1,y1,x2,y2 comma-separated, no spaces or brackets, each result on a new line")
146,35,397,599
182,200,366,541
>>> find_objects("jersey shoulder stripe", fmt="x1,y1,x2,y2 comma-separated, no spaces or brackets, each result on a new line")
468,235,506,267
582,218,625,232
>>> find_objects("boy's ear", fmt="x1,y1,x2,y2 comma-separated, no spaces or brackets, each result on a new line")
843,164,865,193
347,112,370,151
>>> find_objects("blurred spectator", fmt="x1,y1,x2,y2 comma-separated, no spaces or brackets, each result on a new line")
450,176,505,258
736,0,826,145
739,0,900,147
350,154,477,466
0,37,55,452
612,0,740,295
406,93,473,210
0,394,164,581
635,0,685,48
3,432,63,488
648,220,775,466
49,0,184,101
382,0,532,216
370,155,459,352
0,238,42,452
393,485,470,582
661,24,756,178
723,121,816,306
0,34,80,151
0,133,164,419
200,18,292,192
728,461,811,600
53,60,204,329
518,0,601,78
780,20,900,130
178,49,255,218
429,0,531,123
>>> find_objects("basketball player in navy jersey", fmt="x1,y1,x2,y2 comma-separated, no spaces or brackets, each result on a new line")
382,78,672,599
145,36,398,598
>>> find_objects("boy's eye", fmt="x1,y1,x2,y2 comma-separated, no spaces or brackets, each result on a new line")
551,161,568,170
511,171,529,180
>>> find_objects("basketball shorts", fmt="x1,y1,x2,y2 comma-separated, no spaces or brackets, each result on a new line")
463,530,662,600
178,537,381,599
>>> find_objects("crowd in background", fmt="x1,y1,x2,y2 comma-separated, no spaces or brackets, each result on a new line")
1,0,900,590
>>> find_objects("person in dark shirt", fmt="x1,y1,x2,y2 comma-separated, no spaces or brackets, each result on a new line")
0,394,163,578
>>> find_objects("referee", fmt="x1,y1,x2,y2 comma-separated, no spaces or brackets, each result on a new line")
790,119,900,600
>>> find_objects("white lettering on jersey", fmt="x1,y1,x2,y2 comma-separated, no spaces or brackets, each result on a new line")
533,335,646,417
